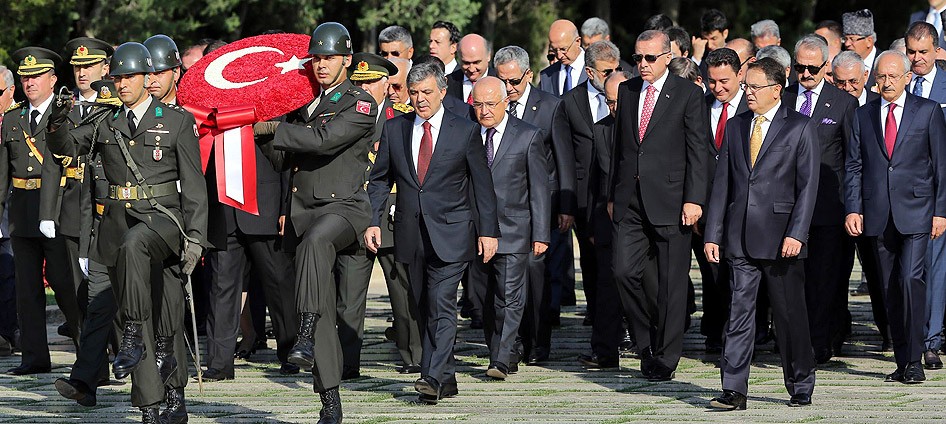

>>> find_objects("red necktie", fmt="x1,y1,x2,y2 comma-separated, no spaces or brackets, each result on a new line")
639,85,657,142
466,91,473,105
417,121,433,184
715,102,729,149
885,104,897,158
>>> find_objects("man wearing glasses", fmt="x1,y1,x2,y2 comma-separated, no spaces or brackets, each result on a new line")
842,10,879,86
609,30,708,382
833,51,879,107
704,56,819,411
784,34,859,364
540,20,587,96
378,25,414,63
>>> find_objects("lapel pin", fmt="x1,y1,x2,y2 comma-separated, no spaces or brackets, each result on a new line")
825,103,831,107
532,106,537,110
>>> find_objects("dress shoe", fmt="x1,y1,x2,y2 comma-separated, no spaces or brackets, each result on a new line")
639,346,656,378
0,336,12,356
280,362,301,375
57,322,74,338
850,281,870,296
646,362,675,382
881,339,893,352
141,406,160,424
113,321,145,379
814,347,833,365
55,378,96,407
234,347,256,360
154,336,177,384
925,350,943,370
788,393,812,407
486,362,509,380
417,382,458,404
341,366,361,380
884,367,905,383
317,387,342,424
526,347,549,365
903,362,926,384
7,364,51,375
577,353,619,369
508,362,519,374
199,368,234,382
414,376,441,397
396,364,421,374
709,390,747,410
470,317,484,330
384,327,397,342
287,313,317,368
159,387,187,424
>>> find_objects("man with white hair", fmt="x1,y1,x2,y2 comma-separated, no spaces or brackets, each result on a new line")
750,20,781,49
581,17,611,48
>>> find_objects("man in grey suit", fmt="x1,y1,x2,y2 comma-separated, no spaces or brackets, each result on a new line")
468,77,549,379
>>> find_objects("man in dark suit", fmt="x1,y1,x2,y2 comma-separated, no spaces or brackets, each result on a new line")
698,47,748,353
366,61,499,404
784,35,859,363
704,57,820,410
468,76,549,379
845,50,946,385
493,45,576,364
447,34,493,104
833,51,881,107
909,1,946,50
609,30,708,381
539,20,588,96
905,22,946,369
842,10,879,86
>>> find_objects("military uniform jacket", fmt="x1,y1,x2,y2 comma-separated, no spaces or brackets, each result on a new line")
261,80,378,245
46,96,208,266
0,101,65,238
38,100,86,240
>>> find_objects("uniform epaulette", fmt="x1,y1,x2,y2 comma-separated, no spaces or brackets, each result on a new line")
5,101,24,114
392,102,414,114
164,102,184,111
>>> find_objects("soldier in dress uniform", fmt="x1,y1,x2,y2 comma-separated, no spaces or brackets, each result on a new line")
334,52,421,379
0,46,83,375
253,22,377,424
144,35,182,105
45,42,207,424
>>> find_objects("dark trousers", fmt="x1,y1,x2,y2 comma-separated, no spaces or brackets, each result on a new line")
0,237,16,342
875,222,929,368
293,213,356,391
520,226,559,358
804,225,852,354
574,213,598,317
70,259,119,389
692,228,729,345
612,198,692,372
856,237,890,342
722,257,816,397
471,252,528,367
590,205,622,359
11,235,82,369
206,232,296,375
334,249,373,374
547,221,575,317
379,249,422,366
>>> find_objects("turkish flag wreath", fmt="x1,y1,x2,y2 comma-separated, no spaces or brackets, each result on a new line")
178,33,318,215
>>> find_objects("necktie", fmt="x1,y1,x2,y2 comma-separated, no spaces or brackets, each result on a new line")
485,127,497,167
638,85,657,142
563,64,573,93
29,110,40,134
466,90,473,105
127,110,137,135
417,121,433,184
913,76,926,98
800,90,813,117
749,115,766,168
931,9,945,36
596,93,608,123
885,103,897,158
715,102,729,149
508,101,519,118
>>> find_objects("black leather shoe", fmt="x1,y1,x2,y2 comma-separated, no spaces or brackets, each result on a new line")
317,387,342,424
884,367,905,383
113,321,145,379
925,350,943,370
903,362,926,384
159,387,187,424
577,353,619,369
508,362,519,374
620,331,637,357
154,336,177,384
486,362,509,380
639,346,656,378
881,339,893,352
414,376,441,397
287,313,317,368
709,390,747,410
341,366,361,380
384,327,397,342
280,362,301,375
526,347,549,365
55,378,96,407
788,393,812,407
397,364,421,374
850,281,870,296
57,322,74,338
140,406,160,424
417,382,457,404
7,364,51,375
234,347,256,360
646,363,675,382
200,368,234,382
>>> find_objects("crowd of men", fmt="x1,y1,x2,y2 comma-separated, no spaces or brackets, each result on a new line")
2,2,946,422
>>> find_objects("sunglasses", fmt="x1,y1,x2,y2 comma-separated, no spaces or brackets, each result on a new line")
793,61,827,75
594,66,623,77
499,70,530,86
379,50,403,57
632,51,670,64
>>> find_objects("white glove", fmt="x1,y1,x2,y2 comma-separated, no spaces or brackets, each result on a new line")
39,220,56,239
79,258,89,277
389,204,396,218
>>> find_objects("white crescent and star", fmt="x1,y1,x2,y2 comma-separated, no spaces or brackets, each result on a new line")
204,46,310,90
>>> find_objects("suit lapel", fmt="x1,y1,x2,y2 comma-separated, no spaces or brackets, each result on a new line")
754,105,788,167
628,79,643,143
428,112,455,172
112,107,133,139
642,75,674,141
809,86,834,123
523,86,540,121
893,95,920,157
308,81,351,122
867,101,887,160
402,113,419,185
740,113,752,169
576,83,594,126
933,65,946,102
492,118,518,168
133,99,159,139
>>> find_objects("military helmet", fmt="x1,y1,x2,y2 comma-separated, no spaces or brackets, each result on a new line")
109,42,155,76
143,34,182,72
308,22,353,56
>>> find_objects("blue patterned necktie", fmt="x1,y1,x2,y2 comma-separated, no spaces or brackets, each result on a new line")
596,93,608,122
799,90,813,117
914,76,926,98
563,64,573,93
485,127,497,167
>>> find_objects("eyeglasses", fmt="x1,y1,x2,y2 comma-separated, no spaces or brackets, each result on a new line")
472,101,503,110
740,56,754,67
499,70,530,87
379,49,403,58
793,60,827,75
844,35,868,44
550,38,577,55
632,52,671,64
741,82,779,93
875,73,907,83
834,77,860,87
593,66,623,77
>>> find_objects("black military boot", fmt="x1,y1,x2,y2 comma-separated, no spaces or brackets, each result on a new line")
159,387,188,424
317,386,342,424
141,405,160,424
287,313,317,368
113,321,145,379
155,336,178,384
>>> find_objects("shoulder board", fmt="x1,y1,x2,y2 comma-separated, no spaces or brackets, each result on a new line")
392,102,413,113
5,101,24,114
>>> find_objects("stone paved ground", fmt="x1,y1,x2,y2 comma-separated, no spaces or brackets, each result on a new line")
1,259,946,423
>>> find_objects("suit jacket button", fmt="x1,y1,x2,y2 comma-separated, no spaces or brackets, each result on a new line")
292,187,298,193
888,166,894,171
129,140,135,146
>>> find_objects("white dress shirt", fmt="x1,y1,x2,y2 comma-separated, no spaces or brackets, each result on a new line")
78,91,97,116
587,82,608,123
480,114,509,157
558,49,585,92
858,89,868,107
511,84,532,118
927,5,946,36
751,101,782,147
123,95,153,128
880,91,906,135
638,70,670,125
462,75,474,102
444,58,458,75
911,65,938,98
28,94,54,126
710,89,744,136
863,47,877,74
412,105,446,173
794,78,825,115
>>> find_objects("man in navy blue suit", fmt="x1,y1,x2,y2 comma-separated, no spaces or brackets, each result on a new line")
906,22,946,370
704,57,819,410
539,19,588,96
909,0,946,51
366,61,499,403
845,50,946,385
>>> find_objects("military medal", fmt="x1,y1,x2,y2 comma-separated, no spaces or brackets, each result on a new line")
153,147,163,161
